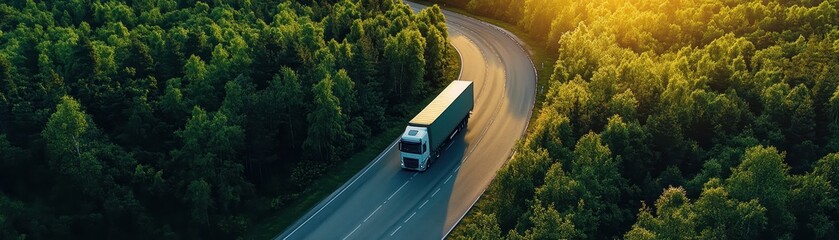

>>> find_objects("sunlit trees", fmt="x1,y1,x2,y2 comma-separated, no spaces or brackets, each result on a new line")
485,146,551,229
456,212,503,239
568,133,629,238
626,184,767,240
524,200,578,239
446,0,839,238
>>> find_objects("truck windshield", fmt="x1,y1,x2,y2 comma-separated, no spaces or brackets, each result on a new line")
400,140,422,154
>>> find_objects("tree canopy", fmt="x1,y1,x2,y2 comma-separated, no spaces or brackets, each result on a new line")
445,0,839,238
0,0,457,238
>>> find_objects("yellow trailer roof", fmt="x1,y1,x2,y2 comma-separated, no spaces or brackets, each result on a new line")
410,80,472,126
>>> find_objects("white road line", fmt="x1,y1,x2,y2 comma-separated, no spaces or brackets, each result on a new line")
285,3,537,240
388,181,410,201
450,33,465,80
419,200,429,209
444,175,453,184
364,205,383,223
439,4,539,239
390,226,403,236
342,224,361,240
283,141,398,240
404,212,417,223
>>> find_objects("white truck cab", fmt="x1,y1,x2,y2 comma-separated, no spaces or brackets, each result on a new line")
399,126,431,171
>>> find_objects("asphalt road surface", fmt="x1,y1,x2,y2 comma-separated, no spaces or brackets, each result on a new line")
276,2,536,239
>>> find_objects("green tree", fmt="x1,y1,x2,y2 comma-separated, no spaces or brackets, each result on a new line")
171,107,248,220
535,163,582,213
183,55,218,109
266,68,304,148
454,212,503,240
160,78,190,124
601,115,652,183
186,178,212,229
486,145,551,230
789,173,838,238
304,75,348,163
626,187,696,240
42,96,105,196
569,133,628,238
43,96,89,161
726,146,793,237
607,89,639,121
693,181,767,239
545,77,594,137
422,25,448,88
384,27,426,100
332,69,368,143
525,108,572,161
814,153,839,191
525,200,578,239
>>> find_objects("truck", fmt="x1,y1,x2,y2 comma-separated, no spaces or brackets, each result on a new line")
399,80,474,171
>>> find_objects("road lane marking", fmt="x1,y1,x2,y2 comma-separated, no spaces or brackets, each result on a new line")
390,226,402,236
431,188,441,198
449,31,465,80
439,7,539,239
388,180,410,201
282,141,398,240
410,4,539,240
342,224,361,240
419,200,429,209
364,205,383,223
404,212,417,223
444,175,453,184
284,3,538,240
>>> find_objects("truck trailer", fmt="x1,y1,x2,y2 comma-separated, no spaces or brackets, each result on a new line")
399,80,474,171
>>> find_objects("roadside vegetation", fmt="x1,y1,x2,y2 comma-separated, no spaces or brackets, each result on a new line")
435,0,839,239
0,0,457,239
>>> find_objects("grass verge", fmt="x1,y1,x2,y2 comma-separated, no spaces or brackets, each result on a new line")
244,43,462,240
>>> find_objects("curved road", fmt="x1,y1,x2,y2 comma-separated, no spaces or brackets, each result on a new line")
277,2,536,239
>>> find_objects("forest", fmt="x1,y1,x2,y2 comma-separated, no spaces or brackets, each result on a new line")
439,0,839,239
0,0,457,239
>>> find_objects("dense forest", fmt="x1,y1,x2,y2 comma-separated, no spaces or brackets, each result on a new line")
440,0,839,239
0,0,457,239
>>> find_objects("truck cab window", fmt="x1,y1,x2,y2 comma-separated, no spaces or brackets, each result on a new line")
400,140,422,154
423,144,427,153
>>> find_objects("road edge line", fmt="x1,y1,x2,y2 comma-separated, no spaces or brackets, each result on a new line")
440,6,539,240
278,140,399,239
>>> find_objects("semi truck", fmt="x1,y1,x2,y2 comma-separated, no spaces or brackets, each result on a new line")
399,80,474,171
